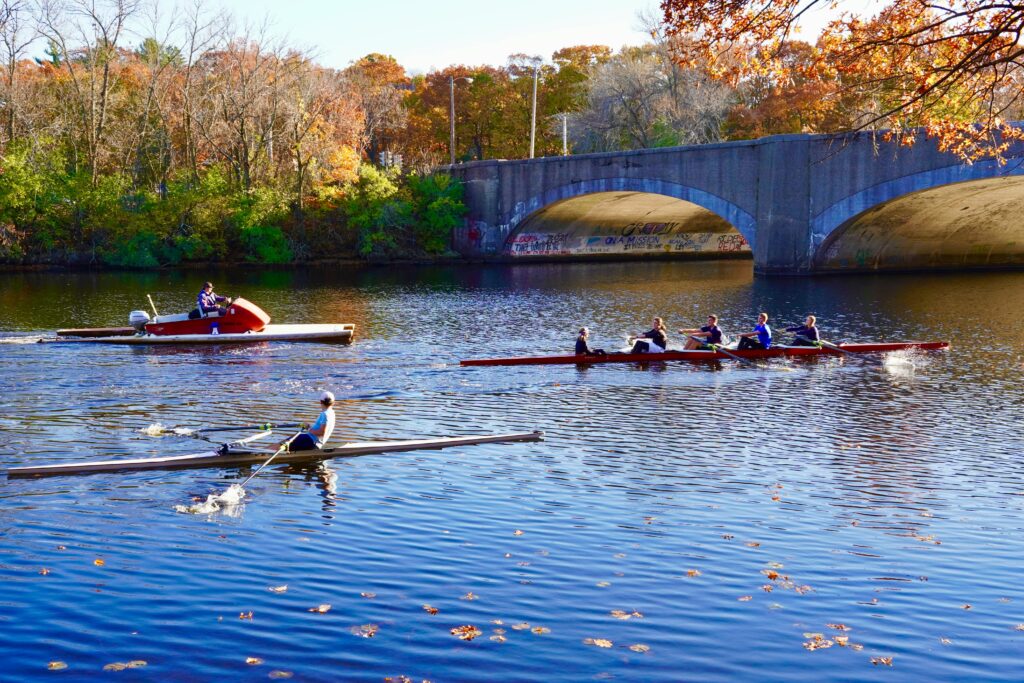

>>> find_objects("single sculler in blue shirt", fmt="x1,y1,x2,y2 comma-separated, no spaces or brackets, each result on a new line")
286,392,336,452
737,312,772,350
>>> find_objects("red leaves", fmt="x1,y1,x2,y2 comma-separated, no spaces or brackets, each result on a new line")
450,625,482,641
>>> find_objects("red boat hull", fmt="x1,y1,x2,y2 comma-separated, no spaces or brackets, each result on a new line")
460,342,950,367
144,297,271,336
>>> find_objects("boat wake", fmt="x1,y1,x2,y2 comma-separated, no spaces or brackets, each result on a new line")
0,335,44,344
175,484,246,514
139,423,194,437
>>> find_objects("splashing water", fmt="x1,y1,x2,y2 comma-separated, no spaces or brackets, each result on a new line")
139,424,195,437
175,484,246,514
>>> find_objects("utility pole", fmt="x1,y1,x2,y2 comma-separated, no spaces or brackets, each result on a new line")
561,114,568,156
529,64,539,159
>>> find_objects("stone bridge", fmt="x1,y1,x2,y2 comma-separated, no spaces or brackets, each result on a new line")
446,129,1024,274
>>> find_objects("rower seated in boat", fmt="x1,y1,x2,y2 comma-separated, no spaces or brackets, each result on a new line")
680,315,723,350
194,281,232,318
575,327,606,356
287,391,336,451
786,315,820,346
629,317,668,353
737,312,772,350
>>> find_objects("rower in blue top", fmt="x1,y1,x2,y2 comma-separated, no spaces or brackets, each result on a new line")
786,315,820,346
737,312,772,350
680,315,723,350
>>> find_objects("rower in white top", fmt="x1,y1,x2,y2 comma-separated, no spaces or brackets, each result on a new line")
286,391,336,451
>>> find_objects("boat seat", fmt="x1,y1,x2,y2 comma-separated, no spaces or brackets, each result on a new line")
151,313,191,324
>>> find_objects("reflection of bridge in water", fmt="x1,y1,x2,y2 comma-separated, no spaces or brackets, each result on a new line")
447,128,1024,275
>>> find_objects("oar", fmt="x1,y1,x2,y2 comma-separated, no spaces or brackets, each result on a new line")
688,335,793,372
160,422,303,436
237,430,304,489
794,335,854,356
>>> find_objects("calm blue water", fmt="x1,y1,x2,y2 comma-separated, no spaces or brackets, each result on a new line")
1,262,1024,681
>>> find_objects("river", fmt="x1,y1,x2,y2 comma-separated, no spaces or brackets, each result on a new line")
1,262,1023,681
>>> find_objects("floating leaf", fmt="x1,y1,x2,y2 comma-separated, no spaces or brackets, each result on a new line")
239,611,254,620
350,624,379,638
422,604,439,615
461,592,477,601
94,559,105,567
511,622,531,631
850,643,864,651
802,634,834,651
360,592,376,599
631,611,643,618
596,581,611,588
491,619,503,625
532,626,550,634
870,656,894,666
610,610,631,620
268,585,287,594
761,584,774,592
47,662,67,671
1015,624,1024,631
493,628,506,635
103,662,128,672
745,542,760,548
614,553,627,559
686,569,701,577
125,661,147,669
767,562,784,569
590,638,613,648
513,530,523,536
738,596,752,602
57,545,66,551
489,635,507,643
450,625,482,641
835,636,849,646
722,534,734,540
826,623,850,631
39,568,50,576
246,657,264,665
308,604,331,614
762,570,780,580
628,644,650,653
268,671,294,679
939,637,952,645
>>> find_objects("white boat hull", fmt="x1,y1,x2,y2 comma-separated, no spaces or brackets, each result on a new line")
50,323,355,345
7,431,544,477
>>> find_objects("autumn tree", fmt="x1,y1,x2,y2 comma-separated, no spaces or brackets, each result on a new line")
661,0,1024,159
344,53,407,164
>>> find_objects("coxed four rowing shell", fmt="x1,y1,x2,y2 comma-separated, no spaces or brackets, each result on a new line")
460,342,949,367
7,431,544,477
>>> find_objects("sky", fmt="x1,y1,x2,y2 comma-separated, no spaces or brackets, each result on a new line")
212,0,658,73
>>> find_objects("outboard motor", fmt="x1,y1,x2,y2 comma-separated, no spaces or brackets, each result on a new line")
129,310,151,332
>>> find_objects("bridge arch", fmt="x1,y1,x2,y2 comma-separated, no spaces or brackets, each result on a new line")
502,178,756,259
812,160,1024,270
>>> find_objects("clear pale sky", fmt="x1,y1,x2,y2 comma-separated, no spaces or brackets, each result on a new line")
213,0,658,72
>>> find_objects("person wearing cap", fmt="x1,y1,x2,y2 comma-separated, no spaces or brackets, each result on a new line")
287,392,336,451
197,281,231,317
575,327,606,356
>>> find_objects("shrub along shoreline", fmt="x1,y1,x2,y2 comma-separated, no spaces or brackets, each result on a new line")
0,160,468,269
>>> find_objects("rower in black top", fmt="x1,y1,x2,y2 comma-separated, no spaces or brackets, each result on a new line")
575,327,606,356
681,315,723,350
630,317,668,353
786,315,820,346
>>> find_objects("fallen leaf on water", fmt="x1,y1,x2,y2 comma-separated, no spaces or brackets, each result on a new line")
47,662,67,671
39,568,50,575
125,661,146,669
686,569,701,577
491,619,503,625
450,625,482,641
360,592,376,599
490,635,507,643
850,643,864,651
589,638,613,648
794,585,814,595
268,670,294,679
614,553,627,559
596,581,611,588
870,656,894,666
771,495,781,501
939,637,952,645
308,604,331,614
103,663,128,672
762,569,780,580
246,657,263,665
631,611,643,618
239,611,254,620
835,636,849,646
350,624,379,638
761,585,774,592
826,624,850,631
745,542,760,548
268,585,287,593
461,592,477,601
610,610,631,620
511,622,531,631
384,677,413,683
962,604,972,610
532,626,550,634
628,644,650,653
767,562,784,569
722,534,734,540
1015,624,1024,631
57,545,66,551
802,634,833,651
93,559,105,566
738,596,752,602
513,530,523,536
422,604,439,615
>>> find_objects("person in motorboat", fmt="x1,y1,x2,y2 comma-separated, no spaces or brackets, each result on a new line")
737,312,772,350
680,315,723,350
196,281,232,318
575,327,606,356
786,315,820,346
629,317,668,353
286,391,336,452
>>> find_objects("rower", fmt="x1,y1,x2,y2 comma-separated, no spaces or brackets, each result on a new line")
680,315,723,350
575,327,606,356
287,391,336,452
629,317,668,353
737,312,772,350
786,315,820,346
197,281,231,318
